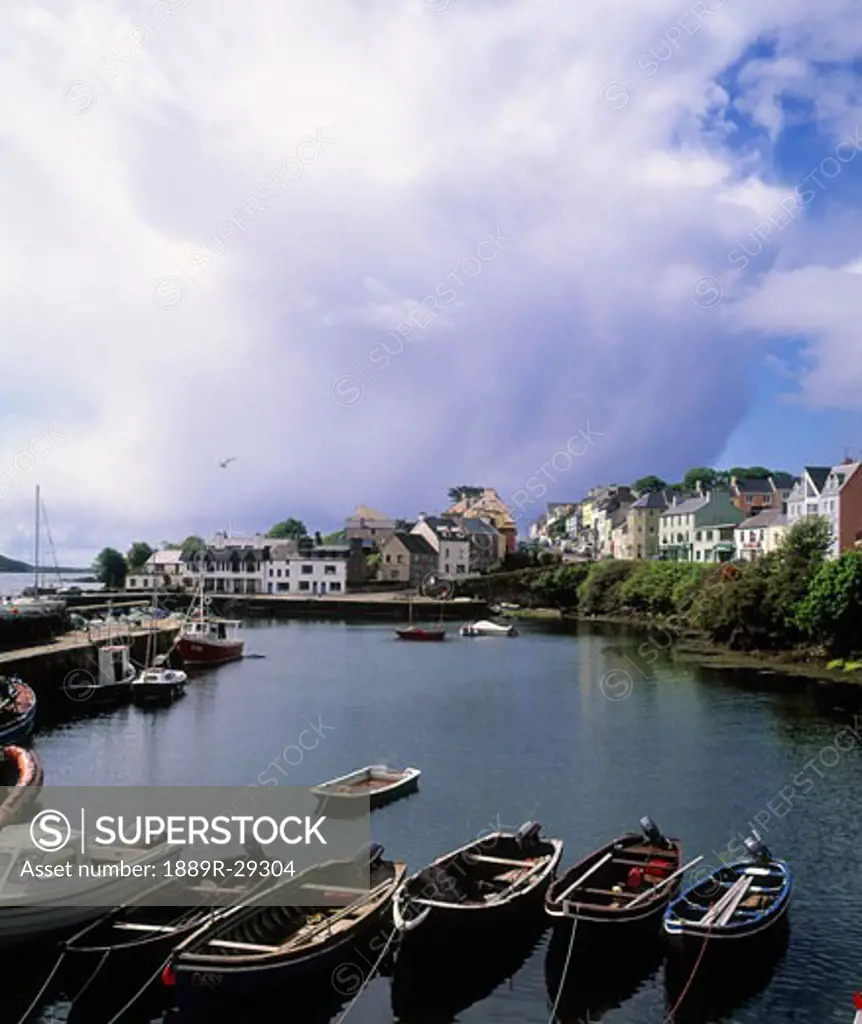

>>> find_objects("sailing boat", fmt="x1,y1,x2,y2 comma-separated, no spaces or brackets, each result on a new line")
394,590,446,641
175,573,244,667
5,486,66,618
131,579,187,704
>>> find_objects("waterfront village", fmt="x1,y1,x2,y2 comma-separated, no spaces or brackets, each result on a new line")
120,458,862,599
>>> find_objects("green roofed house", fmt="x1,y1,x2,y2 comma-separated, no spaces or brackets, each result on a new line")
659,489,745,562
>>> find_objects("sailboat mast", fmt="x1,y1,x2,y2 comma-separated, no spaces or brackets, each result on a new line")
34,485,40,593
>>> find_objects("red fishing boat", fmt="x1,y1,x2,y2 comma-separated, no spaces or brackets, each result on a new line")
395,627,446,642
175,590,244,666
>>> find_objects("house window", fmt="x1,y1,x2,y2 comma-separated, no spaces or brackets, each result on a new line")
806,503,817,515
276,569,282,577
707,530,714,541
269,568,273,577
299,581,310,592
444,547,450,558
329,581,342,591
324,565,336,575
397,554,403,564
302,564,313,574
385,554,391,563
696,531,702,542
456,564,466,574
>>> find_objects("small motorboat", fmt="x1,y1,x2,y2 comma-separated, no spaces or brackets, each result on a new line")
663,833,791,961
395,627,446,641
311,765,420,812
393,822,563,950
168,844,406,1009
546,817,686,946
460,620,517,637
0,678,37,744
131,658,187,704
0,745,43,827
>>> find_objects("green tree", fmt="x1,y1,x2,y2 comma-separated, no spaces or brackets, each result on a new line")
366,552,381,579
730,466,772,480
548,517,568,539
180,535,205,559
267,518,308,540
682,467,719,492
795,552,862,655
633,475,667,494
447,486,483,504
314,531,322,546
323,529,346,543
126,541,154,571
93,548,127,589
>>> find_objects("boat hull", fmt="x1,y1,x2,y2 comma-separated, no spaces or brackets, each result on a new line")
176,637,244,666
172,882,399,1009
312,767,420,814
132,682,184,703
0,683,37,744
394,630,445,642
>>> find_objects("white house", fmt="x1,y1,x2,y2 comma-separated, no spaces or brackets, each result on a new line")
786,461,862,557
263,544,347,595
126,550,193,592
734,508,788,561
410,516,471,576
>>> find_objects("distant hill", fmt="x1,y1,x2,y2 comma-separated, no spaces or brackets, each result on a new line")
0,555,90,573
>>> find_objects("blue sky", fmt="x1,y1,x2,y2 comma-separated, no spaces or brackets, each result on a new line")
2,0,862,562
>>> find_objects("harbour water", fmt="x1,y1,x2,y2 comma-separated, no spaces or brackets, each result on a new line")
0,572,101,598
8,617,862,1022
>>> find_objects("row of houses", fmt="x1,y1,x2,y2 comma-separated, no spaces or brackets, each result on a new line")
529,461,862,563
127,488,520,595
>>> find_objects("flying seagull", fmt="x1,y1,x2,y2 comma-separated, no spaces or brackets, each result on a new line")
218,457,237,468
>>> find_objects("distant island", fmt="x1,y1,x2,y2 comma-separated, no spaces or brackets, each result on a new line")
0,554,90,574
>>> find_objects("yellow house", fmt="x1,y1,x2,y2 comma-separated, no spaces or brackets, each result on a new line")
445,488,515,557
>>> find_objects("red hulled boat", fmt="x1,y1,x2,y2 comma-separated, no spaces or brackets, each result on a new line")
176,591,244,667
395,627,446,642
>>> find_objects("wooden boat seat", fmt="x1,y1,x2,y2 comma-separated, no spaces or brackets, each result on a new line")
113,922,180,933
466,855,530,868
207,939,280,952
298,883,369,895
583,887,637,898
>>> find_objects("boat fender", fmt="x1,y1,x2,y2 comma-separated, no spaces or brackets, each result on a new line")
515,821,542,850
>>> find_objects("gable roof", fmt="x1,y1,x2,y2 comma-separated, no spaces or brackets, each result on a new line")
350,504,391,521
805,466,830,493
632,491,667,509
770,472,796,490
734,508,787,529
662,496,709,516
733,477,772,494
455,516,500,536
388,532,436,556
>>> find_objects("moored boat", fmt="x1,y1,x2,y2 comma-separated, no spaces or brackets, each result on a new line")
0,744,43,827
167,844,406,1009
663,833,792,963
546,817,686,948
393,822,563,950
0,678,37,744
395,627,446,641
65,645,136,707
460,620,517,637
62,866,266,1015
131,657,187,704
311,764,420,811
176,588,244,666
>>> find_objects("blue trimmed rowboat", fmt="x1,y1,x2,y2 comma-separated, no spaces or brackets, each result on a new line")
663,834,791,961
0,679,37,745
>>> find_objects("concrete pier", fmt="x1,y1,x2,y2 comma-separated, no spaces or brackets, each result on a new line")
0,622,180,702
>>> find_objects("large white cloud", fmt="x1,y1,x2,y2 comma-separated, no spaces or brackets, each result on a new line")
1,0,862,560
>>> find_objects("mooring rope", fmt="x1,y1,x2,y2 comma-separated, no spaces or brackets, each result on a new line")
662,917,714,1023
103,954,174,1024
66,948,110,1009
13,949,66,1024
547,912,578,1023
334,926,398,1024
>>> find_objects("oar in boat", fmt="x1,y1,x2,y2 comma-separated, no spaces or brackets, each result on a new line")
626,855,704,909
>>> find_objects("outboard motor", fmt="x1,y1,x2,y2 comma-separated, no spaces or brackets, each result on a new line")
640,816,671,849
515,821,542,851
743,832,771,865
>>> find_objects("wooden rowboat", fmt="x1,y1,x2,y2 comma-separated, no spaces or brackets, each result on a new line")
663,833,792,962
546,817,684,946
394,822,563,950
311,764,420,811
168,845,406,1010
0,679,37,745
0,745,42,828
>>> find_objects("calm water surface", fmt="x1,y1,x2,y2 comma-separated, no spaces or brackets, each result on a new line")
10,619,862,1023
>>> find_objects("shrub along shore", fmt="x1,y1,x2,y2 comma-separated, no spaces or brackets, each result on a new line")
459,519,862,683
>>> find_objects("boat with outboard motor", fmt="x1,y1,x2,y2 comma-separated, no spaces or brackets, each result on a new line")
393,822,563,949
663,832,791,961
0,678,37,744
